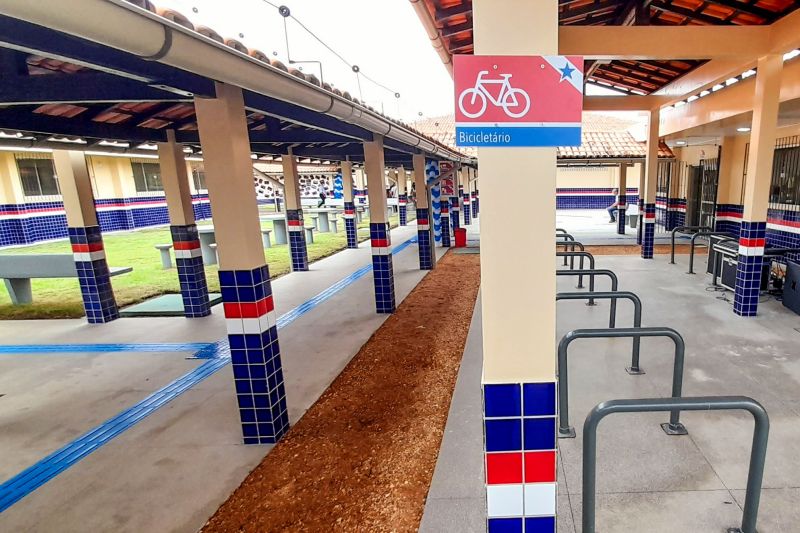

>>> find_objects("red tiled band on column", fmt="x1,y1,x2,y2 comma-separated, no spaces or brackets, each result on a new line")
70,241,105,262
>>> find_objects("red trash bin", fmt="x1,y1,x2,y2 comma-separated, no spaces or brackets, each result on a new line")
454,228,467,248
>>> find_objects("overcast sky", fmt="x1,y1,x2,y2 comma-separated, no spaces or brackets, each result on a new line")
158,0,624,122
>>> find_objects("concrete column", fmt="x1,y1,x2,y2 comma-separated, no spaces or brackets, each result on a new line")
282,153,309,272
617,163,628,235
340,160,358,249
354,167,367,208
427,160,442,245
461,166,472,226
440,184,452,248
53,150,119,324
641,108,660,258
471,169,479,219
715,135,744,235
734,54,782,317
413,153,434,269
449,166,461,233
397,165,408,226
476,1,558,530
157,130,210,318
364,137,395,313
637,162,645,244
195,83,289,444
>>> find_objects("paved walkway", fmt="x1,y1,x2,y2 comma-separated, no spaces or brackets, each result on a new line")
423,250,800,532
0,223,441,532
557,208,680,245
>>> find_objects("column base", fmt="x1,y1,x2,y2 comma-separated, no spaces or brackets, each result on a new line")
370,223,395,313
220,265,290,444
69,226,119,324
343,202,358,249
171,224,211,318
417,208,433,270
733,222,766,317
440,207,452,248
641,203,656,259
286,209,309,271
616,204,627,235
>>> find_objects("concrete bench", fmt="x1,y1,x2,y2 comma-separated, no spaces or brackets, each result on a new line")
330,218,339,233
208,243,219,264
261,229,272,249
309,215,320,231
154,243,173,269
305,227,315,244
0,254,132,305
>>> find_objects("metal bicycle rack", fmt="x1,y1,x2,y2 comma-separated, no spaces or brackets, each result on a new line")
670,225,712,264
688,231,733,274
557,291,643,366
557,240,585,270
556,250,595,291
557,327,687,439
582,396,769,533
556,269,618,322
557,232,576,265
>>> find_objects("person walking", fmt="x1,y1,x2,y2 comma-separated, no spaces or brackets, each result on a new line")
606,188,619,223
317,186,327,208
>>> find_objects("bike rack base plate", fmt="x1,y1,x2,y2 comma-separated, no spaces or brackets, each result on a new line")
625,366,646,375
661,422,689,436
558,426,576,439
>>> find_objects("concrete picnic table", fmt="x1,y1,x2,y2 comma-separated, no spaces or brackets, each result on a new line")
304,208,338,233
260,214,288,244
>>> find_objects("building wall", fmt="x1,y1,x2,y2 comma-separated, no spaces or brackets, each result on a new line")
555,163,640,209
0,151,210,247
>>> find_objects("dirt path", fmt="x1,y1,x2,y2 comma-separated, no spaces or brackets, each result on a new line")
202,252,481,533
585,243,708,255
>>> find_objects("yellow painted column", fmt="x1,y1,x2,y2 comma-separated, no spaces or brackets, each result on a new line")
413,153,434,270
0,152,25,205
341,159,358,249
157,130,210,317
641,108,660,258
397,165,409,225
354,167,367,207
194,82,290,444
282,153,309,271
734,54,782,317
364,137,395,313
474,0,558,528
616,163,627,235
53,150,119,323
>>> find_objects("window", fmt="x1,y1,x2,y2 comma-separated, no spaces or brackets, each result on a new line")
769,137,800,206
132,161,163,193
191,164,207,191
16,157,60,197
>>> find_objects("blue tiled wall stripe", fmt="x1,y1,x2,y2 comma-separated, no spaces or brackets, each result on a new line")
0,235,418,512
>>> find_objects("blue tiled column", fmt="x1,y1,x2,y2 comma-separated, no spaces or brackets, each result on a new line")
440,200,452,248
450,196,461,232
220,265,289,444
616,193,627,235
636,198,644,245
417,207,433,270
483,382,558,532
343,201,358,249
69,226,119,323
472,191,479,219
370,223,396,313
641,203,656,259
463,192,472,226
733,221,766,317
171,224,211,317
398,193,408,226
286,209,309,271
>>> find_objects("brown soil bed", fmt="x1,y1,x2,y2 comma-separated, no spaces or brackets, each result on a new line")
202,252,482,533
584,243,708,255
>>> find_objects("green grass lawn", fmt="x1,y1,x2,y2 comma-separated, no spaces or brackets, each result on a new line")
0,210,402,319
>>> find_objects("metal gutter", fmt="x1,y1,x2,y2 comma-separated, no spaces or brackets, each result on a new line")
408,0,453,77
0,0,470,163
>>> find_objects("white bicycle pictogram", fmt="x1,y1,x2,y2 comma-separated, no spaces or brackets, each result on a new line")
458,70,531,119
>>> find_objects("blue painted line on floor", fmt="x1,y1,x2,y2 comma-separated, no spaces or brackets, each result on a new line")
0,343,215,355
0,235,418,513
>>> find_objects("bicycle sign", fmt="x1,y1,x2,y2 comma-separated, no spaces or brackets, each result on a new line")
454,55,583,147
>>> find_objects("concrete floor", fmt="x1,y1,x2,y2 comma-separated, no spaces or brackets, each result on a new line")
557,208,680,245
0,223,443,533
422,248,800,533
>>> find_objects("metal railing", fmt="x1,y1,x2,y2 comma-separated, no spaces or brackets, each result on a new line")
670,225,712,264
582,396,769,533
557,232,576,266
556,250,595,291
556,269,618,323
557,240,585,270
688,231,733,274
557,327,686,439
556,291,643,366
